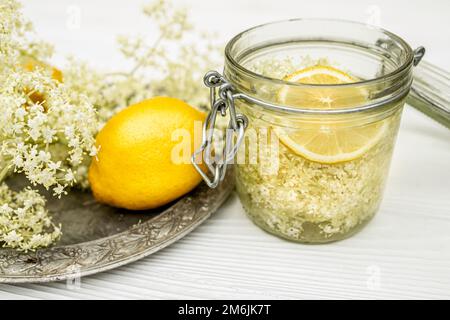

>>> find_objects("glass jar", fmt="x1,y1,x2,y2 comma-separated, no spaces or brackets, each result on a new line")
193,19,428,243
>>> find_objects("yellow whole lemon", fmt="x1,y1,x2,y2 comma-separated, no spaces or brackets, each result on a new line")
88,97,205,210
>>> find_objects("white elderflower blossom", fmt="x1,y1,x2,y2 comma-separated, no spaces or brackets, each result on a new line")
0,183,61,251
0,70,98,196
0,0,95,249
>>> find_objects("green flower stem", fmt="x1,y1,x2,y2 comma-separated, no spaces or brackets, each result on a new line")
0,162,12,183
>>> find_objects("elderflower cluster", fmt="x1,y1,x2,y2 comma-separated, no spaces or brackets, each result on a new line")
0,183,61,251
115,0,219,109
0,70,98,195
0,0,53,74
0,0,97,250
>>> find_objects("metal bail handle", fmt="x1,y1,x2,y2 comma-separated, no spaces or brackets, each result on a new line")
191,71,248,188
413,46,425,66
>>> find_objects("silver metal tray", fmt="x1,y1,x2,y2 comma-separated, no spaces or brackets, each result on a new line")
0,171,234,283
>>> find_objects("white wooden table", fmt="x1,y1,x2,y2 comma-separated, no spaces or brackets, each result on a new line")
1,0,449,299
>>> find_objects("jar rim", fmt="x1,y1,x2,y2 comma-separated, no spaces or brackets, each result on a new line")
224,18,414,89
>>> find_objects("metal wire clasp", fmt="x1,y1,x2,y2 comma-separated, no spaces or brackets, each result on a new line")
191,71,248,188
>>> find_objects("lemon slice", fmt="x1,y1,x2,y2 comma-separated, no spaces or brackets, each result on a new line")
275,65,387,164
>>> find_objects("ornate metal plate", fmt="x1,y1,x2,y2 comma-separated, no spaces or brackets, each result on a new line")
0,171,234,283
